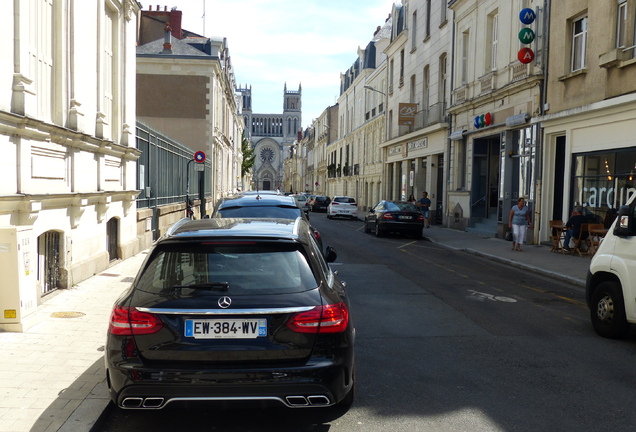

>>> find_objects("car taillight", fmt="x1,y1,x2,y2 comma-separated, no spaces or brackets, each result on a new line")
417,214,424,222
382,213,395,220
332,202,339,205
313,229,322,242
287,303,349,334
108,306,163,335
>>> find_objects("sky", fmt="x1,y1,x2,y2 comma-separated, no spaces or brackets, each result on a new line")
166,0,398,129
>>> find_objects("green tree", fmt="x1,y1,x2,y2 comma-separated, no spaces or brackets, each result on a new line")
241,132,255,177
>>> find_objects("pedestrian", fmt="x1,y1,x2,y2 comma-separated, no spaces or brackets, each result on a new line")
407,194,416,204
508,197,533,251
418,192,432,228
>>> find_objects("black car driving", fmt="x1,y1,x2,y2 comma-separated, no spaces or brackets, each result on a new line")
105,217,355,412
364,200,424,238
211,193,323,252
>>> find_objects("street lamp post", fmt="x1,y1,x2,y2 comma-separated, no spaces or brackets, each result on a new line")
363,84,389,201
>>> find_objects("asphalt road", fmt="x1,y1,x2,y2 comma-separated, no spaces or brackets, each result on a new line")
92,214,636,432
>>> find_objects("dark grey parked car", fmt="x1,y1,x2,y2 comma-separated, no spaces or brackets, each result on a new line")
310,196,331,212
105,217,354,414
364,200,424,238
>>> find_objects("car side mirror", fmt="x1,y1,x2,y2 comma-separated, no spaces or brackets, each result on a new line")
368,207,374,213
324,246,337,262
613,205,632,237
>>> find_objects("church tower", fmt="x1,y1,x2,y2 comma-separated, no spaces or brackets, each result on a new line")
282,83,302,141
237,83,302,191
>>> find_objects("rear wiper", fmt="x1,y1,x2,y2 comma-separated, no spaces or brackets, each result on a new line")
172,282,229,291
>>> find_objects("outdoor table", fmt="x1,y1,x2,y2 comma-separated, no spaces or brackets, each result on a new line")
550,224,567,253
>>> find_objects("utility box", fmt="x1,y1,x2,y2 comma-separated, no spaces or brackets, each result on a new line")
0,227,38,332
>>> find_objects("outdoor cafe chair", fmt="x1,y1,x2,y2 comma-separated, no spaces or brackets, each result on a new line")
572,223,591,257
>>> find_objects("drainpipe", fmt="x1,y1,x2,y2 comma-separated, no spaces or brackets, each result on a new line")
534,0,550,245
445,12,457,228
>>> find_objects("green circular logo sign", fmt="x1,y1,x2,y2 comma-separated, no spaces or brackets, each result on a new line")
519,28,535,44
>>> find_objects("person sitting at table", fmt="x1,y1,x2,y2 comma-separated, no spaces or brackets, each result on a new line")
564,206,587,251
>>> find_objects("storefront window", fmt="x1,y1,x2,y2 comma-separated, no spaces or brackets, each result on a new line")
511,126,537,202
572,150,636,221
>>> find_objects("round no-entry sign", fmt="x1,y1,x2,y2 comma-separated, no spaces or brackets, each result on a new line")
194,151,206,163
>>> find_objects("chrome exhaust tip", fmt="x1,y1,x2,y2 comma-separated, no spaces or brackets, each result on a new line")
285,396,309,406
143,397,165,408
121,397,143,408
307,395,331,406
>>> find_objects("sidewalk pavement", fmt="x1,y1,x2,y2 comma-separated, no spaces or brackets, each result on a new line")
0,223,591,431
0,251,149,432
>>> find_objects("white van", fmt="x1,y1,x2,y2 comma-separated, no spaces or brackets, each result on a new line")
586,194,636,338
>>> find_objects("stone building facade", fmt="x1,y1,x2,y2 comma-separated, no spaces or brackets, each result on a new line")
0,0,141,331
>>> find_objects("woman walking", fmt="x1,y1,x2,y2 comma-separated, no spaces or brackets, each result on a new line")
508,197,533,251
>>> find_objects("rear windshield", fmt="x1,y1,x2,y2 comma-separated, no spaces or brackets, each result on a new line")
217,206,302,219
136,242,318,295
335,197,355,204
386,202,418,212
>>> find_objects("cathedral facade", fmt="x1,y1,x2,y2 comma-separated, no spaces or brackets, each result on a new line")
237,84,302,191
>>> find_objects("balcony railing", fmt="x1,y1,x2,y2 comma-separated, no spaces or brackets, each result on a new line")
479,71,495,95
511,61,529,82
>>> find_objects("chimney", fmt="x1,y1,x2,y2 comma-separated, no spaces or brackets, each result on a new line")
168,9,183,39
162,23,172,53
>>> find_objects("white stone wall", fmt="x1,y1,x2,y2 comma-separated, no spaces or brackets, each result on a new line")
0,0,142,331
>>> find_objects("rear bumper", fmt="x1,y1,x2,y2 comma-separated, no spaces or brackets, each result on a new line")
379,221,424,233
329,210,358,217
106,357,354,410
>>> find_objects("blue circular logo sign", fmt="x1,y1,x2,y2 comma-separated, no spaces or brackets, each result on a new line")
519,8,536,25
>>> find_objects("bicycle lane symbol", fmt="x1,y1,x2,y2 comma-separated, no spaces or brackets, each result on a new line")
466,289,517,303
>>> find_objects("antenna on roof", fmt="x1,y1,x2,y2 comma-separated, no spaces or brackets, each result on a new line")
202,0,206,36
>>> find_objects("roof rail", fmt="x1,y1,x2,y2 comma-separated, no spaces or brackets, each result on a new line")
165,217,192,236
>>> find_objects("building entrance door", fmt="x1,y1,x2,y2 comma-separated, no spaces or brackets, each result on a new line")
38,231,60,295
107,218,119,262
471,137,501,220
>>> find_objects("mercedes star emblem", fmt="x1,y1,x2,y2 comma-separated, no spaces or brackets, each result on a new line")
218,296,232,308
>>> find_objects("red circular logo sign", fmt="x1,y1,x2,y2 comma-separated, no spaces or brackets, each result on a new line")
518,48,535,64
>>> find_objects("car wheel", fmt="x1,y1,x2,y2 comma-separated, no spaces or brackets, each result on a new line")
375,225,383,237
590,281,630,339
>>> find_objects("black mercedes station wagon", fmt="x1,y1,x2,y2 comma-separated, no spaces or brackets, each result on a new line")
105,217,355,413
